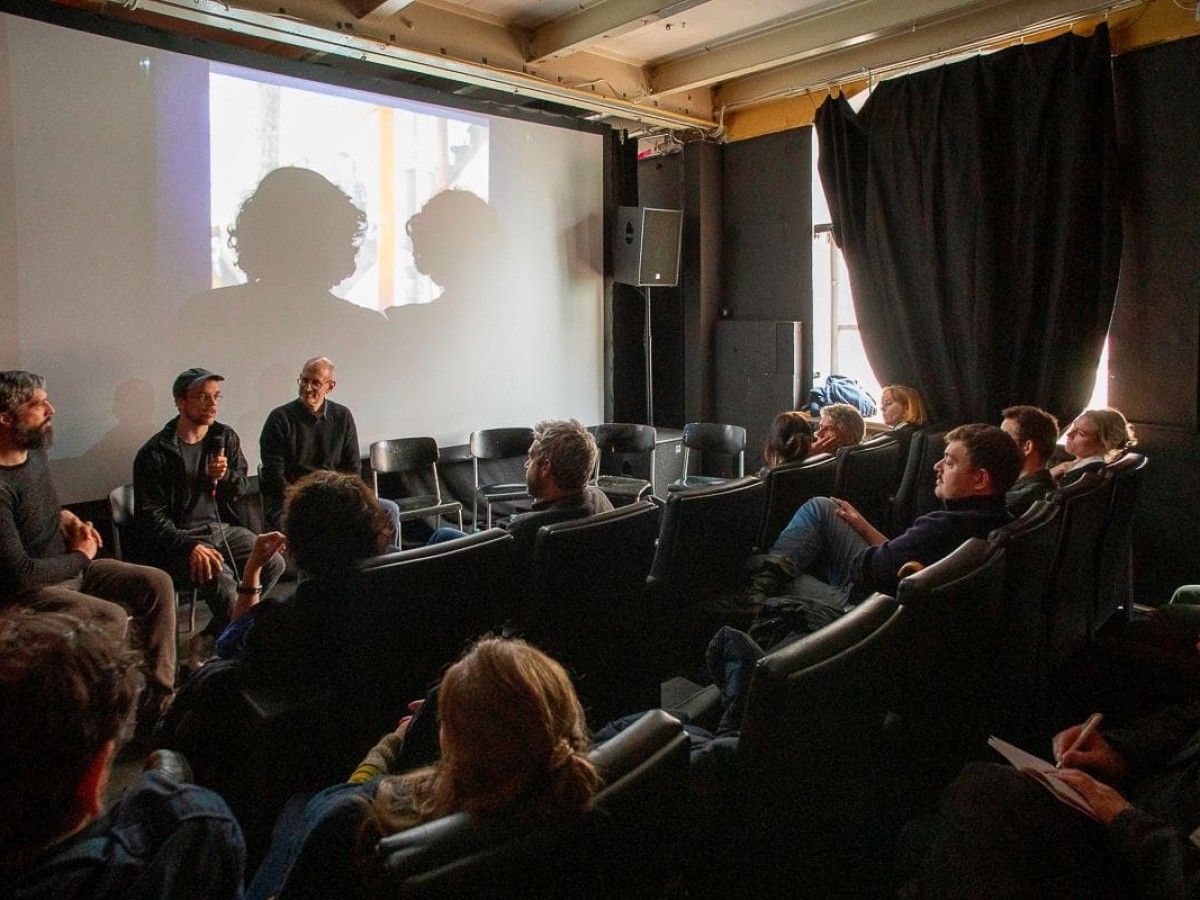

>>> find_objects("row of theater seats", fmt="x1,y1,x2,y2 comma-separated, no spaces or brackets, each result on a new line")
200,446,1142,896
115,425,1142,896
676,450,1148,895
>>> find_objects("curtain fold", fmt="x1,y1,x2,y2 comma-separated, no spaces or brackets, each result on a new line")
815,26,1121,426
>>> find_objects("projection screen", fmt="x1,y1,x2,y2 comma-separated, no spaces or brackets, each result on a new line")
0,11,606,502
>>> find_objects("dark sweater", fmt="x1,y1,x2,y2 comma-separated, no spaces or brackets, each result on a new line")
850,494,1009,598
1006,468,1056,518
506,485,614,568
0,450,88,599
259,399,360,528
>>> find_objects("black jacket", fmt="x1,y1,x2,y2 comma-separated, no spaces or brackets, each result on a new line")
132,418,248,557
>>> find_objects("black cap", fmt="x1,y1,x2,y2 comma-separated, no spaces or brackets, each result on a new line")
172,367,224,399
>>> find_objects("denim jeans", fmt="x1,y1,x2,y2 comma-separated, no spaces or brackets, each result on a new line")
766,496,869,619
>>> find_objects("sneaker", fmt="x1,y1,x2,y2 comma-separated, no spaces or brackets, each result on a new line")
747,555,794,599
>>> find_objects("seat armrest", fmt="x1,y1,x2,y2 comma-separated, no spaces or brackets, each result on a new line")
238,683,338,723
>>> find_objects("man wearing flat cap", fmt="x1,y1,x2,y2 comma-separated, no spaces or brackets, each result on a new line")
134,368,284,664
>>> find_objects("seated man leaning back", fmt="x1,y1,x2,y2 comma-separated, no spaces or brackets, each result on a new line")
747,423,1020,635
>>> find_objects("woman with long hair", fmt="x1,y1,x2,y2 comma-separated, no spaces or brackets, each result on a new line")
250,637,601,900
1051,407,1137,483
760,411,815,470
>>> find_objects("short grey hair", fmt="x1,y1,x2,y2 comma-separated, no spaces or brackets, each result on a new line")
821,403,865,444
532,419,597,492
0,371,45,417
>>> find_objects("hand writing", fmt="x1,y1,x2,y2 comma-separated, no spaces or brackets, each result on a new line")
1053,768,1133,825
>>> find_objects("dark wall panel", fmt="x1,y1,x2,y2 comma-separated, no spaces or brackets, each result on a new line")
717,129,814,453
1110,36,1200,601
722,129,813,325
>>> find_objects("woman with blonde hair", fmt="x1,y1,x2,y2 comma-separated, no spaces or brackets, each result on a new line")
250,637,601,900
879,384,928,431
1051,407,1137,483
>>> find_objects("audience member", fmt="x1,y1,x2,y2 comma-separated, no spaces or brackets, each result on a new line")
441,419,611,561
1000,404,1060,517
880,385,928,432
760,411,815,470
0,607,244,898
133,367,285,668
0,370,176,724
810,402,865,457
259,356,400,537
215,470,391,682
509,419,611,544
746,424,1019,636
1051,407,1136,483
247,637,602,900
913,702,1200,898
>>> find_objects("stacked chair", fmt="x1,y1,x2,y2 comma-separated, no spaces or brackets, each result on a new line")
669,422,747,491
590,422,657,506
369,437,463,545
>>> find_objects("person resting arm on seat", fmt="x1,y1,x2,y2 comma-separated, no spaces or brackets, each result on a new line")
247,637,602,900
759,411,815,473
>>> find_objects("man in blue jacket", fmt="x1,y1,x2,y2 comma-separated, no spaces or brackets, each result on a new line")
748,423,1020,634
0,607,245,899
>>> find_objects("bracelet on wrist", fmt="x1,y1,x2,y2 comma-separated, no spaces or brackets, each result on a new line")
235,584,262,596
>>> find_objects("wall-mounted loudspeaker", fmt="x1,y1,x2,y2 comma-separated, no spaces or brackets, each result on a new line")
614,206,682,287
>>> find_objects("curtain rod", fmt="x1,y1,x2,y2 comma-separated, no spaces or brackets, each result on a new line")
718,0,1145,116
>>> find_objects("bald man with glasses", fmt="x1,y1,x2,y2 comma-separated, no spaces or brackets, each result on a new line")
259,357,399,538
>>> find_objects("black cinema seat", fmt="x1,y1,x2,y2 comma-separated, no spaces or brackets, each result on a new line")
986,499,1063,742
832,434,903,533
755,452,838,550
525,501,661,724
708,538,1007,896
1094,451,1148,633
371,708,689,900
332,528,519,761
1042,472,1113,672
649,475,765,606
890,425,948,534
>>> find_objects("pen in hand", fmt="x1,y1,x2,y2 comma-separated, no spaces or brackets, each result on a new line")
1056,712,1103,769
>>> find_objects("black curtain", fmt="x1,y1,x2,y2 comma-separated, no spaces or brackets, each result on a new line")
815,26,1121,426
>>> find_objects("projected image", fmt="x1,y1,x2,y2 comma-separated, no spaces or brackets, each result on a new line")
206,69,489,310
1,12,603,504
177,65,510,445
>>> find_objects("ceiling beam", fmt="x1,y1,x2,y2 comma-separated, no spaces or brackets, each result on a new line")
347,0,419,27
711,0,1142,111
120,0,717,130
528,0,715,64
650,0,1012,97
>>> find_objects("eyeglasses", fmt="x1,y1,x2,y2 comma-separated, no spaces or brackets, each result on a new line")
297,378,330,390
187,392,221,405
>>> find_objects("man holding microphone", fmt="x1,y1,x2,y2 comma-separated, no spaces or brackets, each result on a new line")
134,368,284,667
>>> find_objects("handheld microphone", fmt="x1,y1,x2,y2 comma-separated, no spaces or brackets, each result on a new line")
210,435,225,497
